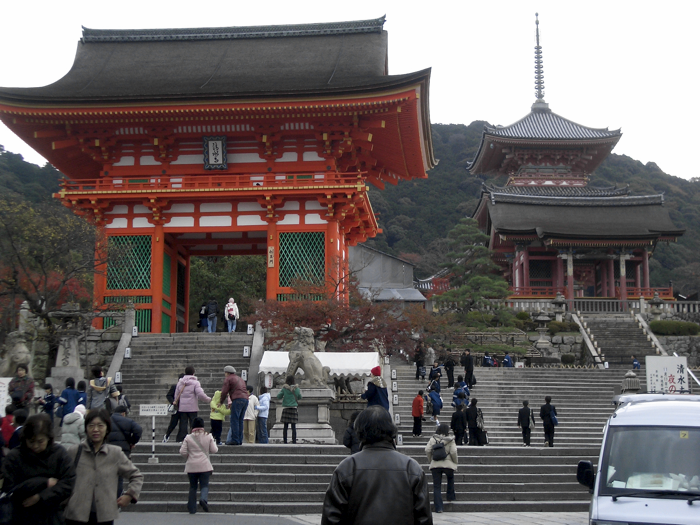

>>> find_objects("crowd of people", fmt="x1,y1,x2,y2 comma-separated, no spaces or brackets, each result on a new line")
197,297,240,333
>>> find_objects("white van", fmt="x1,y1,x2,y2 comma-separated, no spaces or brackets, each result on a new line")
577,394,700,525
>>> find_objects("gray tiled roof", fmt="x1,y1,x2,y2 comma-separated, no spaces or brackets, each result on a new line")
489,193,665,207
487,108,621,140
81,17,386,42
483,184,630,197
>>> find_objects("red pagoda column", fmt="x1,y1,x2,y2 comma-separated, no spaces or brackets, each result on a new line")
327,219,340,298
151,224,165,333
642,248,650,289
184,254,191,331
266,220,279,301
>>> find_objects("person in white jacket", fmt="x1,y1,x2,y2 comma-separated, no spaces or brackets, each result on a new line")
425,423,458,513
255,386,271,444
224,298,239,333
243,385,259,443
60,403,86,445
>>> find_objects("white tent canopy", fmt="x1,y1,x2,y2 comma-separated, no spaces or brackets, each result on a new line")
258,351,380,378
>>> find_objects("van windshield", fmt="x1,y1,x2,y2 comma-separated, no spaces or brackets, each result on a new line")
600,426,700,496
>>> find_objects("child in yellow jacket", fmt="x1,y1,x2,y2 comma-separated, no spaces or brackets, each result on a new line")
210,390,231,445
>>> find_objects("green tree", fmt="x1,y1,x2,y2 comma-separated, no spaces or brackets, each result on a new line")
436,218,509,319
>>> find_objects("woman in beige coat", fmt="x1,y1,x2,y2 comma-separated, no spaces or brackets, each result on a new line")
179,417,218,514
64,409,143,525
425,422,458,513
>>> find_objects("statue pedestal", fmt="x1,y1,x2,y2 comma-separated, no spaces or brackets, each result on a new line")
270,388,336,444
46,335,84,389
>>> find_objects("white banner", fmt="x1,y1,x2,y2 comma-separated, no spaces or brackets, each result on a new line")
139,404,169,416
646,356,690,394
0,378,10,417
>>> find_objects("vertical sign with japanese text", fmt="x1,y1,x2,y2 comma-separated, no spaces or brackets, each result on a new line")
203,136,228,170
646,356,689,394
267,246,275,268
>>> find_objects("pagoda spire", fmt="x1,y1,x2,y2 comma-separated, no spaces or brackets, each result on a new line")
532,13,550,112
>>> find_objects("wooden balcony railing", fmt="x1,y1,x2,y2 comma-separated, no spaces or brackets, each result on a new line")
616,287,674,299
509,286,566,298
57,172,365,194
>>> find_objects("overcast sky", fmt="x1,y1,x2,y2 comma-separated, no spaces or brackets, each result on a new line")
0,0,697,180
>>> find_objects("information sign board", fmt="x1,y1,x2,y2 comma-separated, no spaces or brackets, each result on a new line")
140,404,169,416
646,356,690,394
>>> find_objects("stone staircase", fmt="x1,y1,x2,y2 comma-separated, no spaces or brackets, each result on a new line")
118,336,639,514
118,332,254,436
581,313,657,369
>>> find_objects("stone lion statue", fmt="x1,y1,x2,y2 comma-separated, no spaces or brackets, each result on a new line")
284,327,330,388
0,333,33,378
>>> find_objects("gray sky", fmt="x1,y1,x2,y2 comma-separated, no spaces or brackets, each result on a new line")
0,0,697,180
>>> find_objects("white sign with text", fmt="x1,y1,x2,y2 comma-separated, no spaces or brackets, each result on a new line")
646,356,690,394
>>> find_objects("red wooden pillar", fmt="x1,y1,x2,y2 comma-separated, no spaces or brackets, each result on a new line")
635,262,641,290
184,253,191,332
608,259,615,296
93,228,108,329
523,250,530,288
151,224,165,333
643,248,650,288
169,244,178,333
266,221,279,300
556,256,564,289
327,219,340,298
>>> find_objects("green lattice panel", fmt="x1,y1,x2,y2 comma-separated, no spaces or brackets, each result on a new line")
277,293,325,302
135,309,152,333
279,232,325,287
103,317,117,329
163,252,172,297
107,236,151,290
104,296,152,304
161,313,171,334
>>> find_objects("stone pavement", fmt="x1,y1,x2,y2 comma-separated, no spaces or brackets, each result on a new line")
117,512,588,524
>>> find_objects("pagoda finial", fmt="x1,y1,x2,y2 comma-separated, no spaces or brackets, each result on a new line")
534,13,545,101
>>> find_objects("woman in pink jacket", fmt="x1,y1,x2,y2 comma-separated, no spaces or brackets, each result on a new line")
174,366,211,442
179,417,218,514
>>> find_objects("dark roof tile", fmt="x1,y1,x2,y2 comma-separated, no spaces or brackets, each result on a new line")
487,107,621,140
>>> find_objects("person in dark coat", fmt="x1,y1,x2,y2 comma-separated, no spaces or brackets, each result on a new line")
342,411,361,454
8,364,34,410
443,355,455,389
108,405,143,497
206,297,219,333
540,396,557,447
163,373,185,443
465,398,486,446
450,404,467,446
482,352,494,367
9,409,28,450
198,302,208,332
321,406,431,525
414,344,426,381
1,414,76,525
462,349,475,389
361,366,389,411
518,400,535,447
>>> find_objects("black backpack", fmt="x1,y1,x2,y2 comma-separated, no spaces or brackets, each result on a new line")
432,440,448,461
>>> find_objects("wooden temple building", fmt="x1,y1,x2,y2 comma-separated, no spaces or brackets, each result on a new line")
470,16,684,306
0,17,435,332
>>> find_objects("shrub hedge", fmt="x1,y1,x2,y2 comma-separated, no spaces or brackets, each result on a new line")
548,321,579,335
649,320,700,336
561,353,576,365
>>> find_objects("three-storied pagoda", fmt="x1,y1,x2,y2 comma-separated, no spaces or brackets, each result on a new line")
469,15,683,306
0,17,435,332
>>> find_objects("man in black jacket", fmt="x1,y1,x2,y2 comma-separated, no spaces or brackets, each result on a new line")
109,405,143,497
461,349,475,389
321,405,432,525
163,373,185,443
443,354,455,390
518,400,534,447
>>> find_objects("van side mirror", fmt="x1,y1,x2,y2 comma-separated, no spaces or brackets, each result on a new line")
577,460,596,492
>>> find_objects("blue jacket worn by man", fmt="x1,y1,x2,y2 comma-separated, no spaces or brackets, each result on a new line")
503,354,514,367
361,366,389,410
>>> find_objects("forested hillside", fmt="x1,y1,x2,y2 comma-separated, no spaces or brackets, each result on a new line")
2,121,700,296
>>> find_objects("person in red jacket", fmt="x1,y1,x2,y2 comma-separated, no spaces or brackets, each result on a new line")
1,405,15,444
412,390,424,437
219,366,249,446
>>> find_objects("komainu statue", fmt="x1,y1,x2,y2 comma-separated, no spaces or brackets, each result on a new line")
284,327,330,388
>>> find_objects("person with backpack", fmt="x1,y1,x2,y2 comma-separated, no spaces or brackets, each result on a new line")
108,405,143,497
206,297,219,333
224,298,240,333
116,385,131,415
518,400,535,447
425,422,457,513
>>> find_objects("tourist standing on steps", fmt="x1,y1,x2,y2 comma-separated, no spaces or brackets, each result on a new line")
427,385,443,425
321,405,431,525
503,351,514,367
632,355,641,370
255,386,270,444
540,396,557,447
180,417,217,514
163,373,185,443
425,422,457,513
463,349,475,389
451,404,467,446
243,385,259,443
57,377,81,425
206,296,219,333
428,361,442,393
415,343,426,381
466,398,486,446
209,390,230,445
8,364,34,410
219,365,248,446
277,375,302,444
361,366,389,410
518,400,535,447
198,302,208,332
412,390,424,437
443,354,455,389
174,366,211,443
224,297,239,333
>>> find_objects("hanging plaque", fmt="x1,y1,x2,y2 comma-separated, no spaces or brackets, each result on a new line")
203,136,228,170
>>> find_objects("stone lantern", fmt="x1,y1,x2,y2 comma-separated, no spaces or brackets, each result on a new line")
649,292,665,322
552,292,567,322
534,311,552,354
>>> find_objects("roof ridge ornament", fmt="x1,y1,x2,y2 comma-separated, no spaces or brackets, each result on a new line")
532,13,550,112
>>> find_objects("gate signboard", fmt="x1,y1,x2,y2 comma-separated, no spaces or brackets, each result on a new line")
646,356,690,394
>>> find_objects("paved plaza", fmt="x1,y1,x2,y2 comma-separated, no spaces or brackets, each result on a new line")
118,512,588,525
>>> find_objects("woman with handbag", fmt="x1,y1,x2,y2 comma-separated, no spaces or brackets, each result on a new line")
179,417,218,514
0,414,76,525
